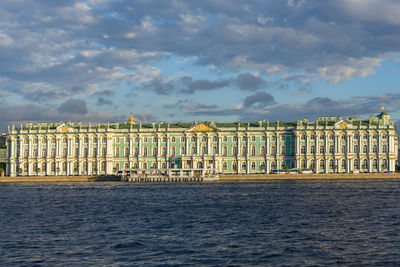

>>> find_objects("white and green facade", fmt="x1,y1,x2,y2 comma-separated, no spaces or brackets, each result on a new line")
4,110,398,176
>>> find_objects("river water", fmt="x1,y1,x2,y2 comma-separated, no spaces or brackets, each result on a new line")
1,180,400,266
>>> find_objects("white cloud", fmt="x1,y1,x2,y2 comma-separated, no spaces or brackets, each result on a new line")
0,32,13,46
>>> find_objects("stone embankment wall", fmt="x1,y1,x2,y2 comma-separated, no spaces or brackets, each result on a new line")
0,175,120,183
219,173,400,181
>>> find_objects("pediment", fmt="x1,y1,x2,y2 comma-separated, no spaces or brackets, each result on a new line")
187,122,217,132
56,123,74,133
334,119,352,129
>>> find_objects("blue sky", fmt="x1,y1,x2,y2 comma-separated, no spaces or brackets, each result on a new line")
1,0,400,131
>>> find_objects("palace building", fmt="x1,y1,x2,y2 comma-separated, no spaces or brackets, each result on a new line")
3,108,398,177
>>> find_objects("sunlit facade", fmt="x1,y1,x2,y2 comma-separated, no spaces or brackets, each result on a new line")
4,110,398,176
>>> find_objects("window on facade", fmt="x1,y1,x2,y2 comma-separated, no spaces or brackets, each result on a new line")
75,137,79,143
115,137,120,143
329,145,334,154
301,135,305,141
63,137,67,144
162,147,167,155
51,149,56,157
202,136,207,142
260,162,266,171
301,160,306,169
252,162,256,170
42,149,47,158
373,134,378,139
162,162,166,169
202,146,207,155
354,145,359,153
223,146,227,156
241,136,245,142
301,146,306,154
241,146,246,156
251,146,256,156
311,134,315,140
251,136,256,142
363,145,368,154
271,162,276,170
93,148,97,157
261,136,266,141
192,145,196,154
213,136,218,142
191,136,196,142
329,134,334,140
320,146,325,154
197,162,203,169
241,162,246,171
115,163,120,171
329,159,334,169
74,148,78,158
125,162,129,169
153,137,157,142
115,147,119,157
24,149,29,158
213,146,217,155
354,159,359,169
281,161,285,169
342,159,346,170
281,145,285,155
383,145,387,153
33,149,37,157
63,162,67,172
223,136,227,142
341,135,346,141
233,136,237,142
223,162,227,170
171,147,176,156
51,162,56,172
171,137,175,142
63,148,67,157
143,163,147,169
163,137,167,142
320,134,324,140
42,163,46,172
181,147,185,155
363,134,368,140
271,146,276,154
102,161,106,172
144,137,148,142
320,160,325,169
233,146,237,156
373,159,378,169
373,145,377,153
102,147,106,157
153,147,157,156
382,134,387,139
354,134,359,140
261,146,266,155
125,148,129,157
383,159,388,169
341,145,346,154
310,146,315,154
133,162,138,169
103,137,107,143
363,159,368,169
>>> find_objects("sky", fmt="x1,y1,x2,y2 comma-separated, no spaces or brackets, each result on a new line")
1,0,400,132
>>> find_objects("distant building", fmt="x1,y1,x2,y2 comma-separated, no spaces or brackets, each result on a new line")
3,108,398,176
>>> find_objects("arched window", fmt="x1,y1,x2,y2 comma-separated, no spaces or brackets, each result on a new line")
233,146,237,156
363,145,368,154
320,145,325,154
102,147,106,157
143,162,147,169
125,148,129,157
271,162,276,170
93,148,97,157
62,162,67,172
134,147,138,156
162,147,167,155
162,162,166,169
251,146,256,156
242,136,246,142
341,134,346,141
260,162,266,171
63,148,67,157
143,147,147,157
241,146,246,156
162,137,167,142
341,145,346,154
197,161,203,169
251,161,256,170
329,145,334,154
261,146,265,155
171,137,176,142
115,147,119,157
301,146,306,154
115,163,120,171
125,162,129,169
33,149,38,157
281,145,285,155
51,162,55,172
281,161,285,169
310,146,315,154
42,162,46,172
42,149,47,158
75,148,79,157
202,136,207,142
102,161,106,172
152,147,157,156
153,136,157,142
362,159,368,169
73,162,78,173
320,160,325,169
291,161,296,169
310,159,315,169
271,146,276,154
383,145,387,153
251,136,256,142
192,145,196,154
301,160,306,169
373,145,377,153
191,136,196,142
171,147,176,156
383,159,388,169
213,146,217,154
373,159,378,169
202,146,207,155
241,161,246,171
133,162,138,169
341,159,346,170
33,162,38,172
181,147,185,155
24,149,28,158
354,145,359,153
232,162,237,172
354,159,359,169
223,162,227,170
329,159,334,169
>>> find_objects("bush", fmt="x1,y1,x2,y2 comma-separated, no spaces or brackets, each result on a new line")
0,168,4,174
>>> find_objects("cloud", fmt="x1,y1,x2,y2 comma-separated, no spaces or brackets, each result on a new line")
96,97,113,106
58,99,88,115
243,92,275,108
235,73,265,91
